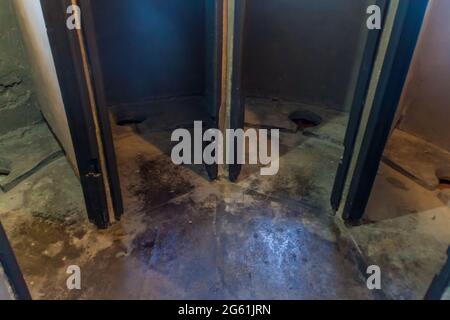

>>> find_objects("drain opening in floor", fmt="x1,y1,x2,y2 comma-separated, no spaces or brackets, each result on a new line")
0,170,10,176
438,178,450,190
289,111,322,132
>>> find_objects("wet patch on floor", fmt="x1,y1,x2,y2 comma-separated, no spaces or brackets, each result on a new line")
130,155,195,209
95,184,376,299
214,199,373,299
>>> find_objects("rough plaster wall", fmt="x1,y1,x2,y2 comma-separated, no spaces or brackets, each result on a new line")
396,0,450,152
243,0,371,111
89,0,206,107
0,0,42,135
13,0,77,171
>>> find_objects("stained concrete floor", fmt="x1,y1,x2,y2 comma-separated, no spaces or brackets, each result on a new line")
0,102,448,300
348,162,450,299
1,154,375,299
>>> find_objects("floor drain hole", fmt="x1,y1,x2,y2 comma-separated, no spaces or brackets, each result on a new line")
438,178,450,190
289,111,322,131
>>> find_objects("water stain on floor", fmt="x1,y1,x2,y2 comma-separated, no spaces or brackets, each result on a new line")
131,155,195,209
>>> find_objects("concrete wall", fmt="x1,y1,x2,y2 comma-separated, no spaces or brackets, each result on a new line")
396,0,450,152
0,0,42,135
89,0,206,107
13,0,77,170
243,0,372,111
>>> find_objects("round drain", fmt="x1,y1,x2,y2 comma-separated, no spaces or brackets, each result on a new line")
438,178,450,190
289,111,322,131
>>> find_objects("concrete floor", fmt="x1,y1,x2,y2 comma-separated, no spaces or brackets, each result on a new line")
383,129,450,191
0,102,448,300
348,162,450,299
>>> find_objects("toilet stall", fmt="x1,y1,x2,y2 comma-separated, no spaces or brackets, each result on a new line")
226,0,384,212
36,0,429,227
